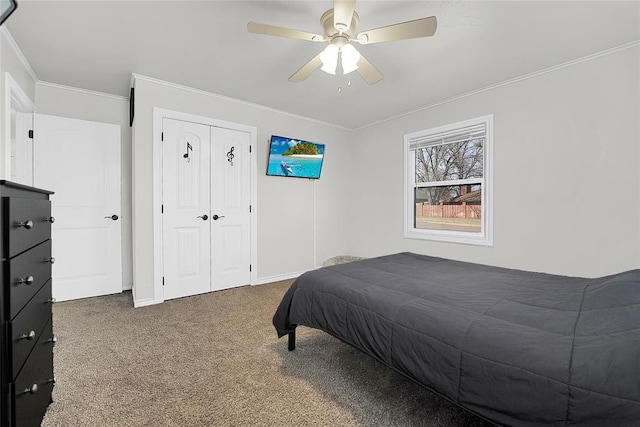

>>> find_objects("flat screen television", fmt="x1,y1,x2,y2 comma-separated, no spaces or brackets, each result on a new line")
266,135,325,179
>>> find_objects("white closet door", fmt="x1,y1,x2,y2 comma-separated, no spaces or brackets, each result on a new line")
33,114,122,301
210,127,251,290
162,118,212,300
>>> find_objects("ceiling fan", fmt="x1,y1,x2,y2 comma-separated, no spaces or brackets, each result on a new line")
247,0,437,85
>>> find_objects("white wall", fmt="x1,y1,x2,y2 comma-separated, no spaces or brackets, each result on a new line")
348,46,640,278
132,76,352,303
34,83,134,288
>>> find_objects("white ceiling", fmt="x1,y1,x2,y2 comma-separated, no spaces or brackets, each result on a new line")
6,1,640,129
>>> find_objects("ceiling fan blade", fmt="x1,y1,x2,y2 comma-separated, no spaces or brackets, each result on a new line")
247,22,325,42
356,54,383,85
333,0,357,32
356,16,437,45
289,52,323,83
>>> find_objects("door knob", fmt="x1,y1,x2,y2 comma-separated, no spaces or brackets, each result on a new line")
44,217,55,223
197,215,209,221
104,215,119,220
212,215,225,221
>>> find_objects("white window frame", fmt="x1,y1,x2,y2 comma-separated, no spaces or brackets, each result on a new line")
404,115,493,246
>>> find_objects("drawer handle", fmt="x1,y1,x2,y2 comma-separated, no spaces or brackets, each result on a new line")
24,384,38,395
16,276,34,285
18,330,36,341
46,257,56,264
17,220,34,229
44,217,55,223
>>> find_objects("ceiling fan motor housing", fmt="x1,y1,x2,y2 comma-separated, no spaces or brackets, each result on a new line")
321,9,359,40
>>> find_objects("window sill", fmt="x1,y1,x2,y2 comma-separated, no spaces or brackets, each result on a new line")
404,229,493,246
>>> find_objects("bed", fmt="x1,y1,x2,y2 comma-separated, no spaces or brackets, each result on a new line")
273,252,640,426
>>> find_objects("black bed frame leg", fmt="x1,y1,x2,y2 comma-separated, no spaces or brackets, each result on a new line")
288,330,296,351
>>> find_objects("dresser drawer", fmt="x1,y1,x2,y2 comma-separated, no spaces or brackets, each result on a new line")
9,240,53,319
11,279,53,378
11,319,55,427
6,198,52,258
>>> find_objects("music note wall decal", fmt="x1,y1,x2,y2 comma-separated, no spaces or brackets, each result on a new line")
227,146,235,166
183,142,193,162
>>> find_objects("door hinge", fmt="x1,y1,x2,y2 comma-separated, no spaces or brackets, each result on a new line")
249,205,251,213
162,277,165,286
249,264,252,272
249,145,252,153
28,130,33,139
161,132,164,141
161,204,164,213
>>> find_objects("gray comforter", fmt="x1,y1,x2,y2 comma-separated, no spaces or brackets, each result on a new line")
273,252,640,426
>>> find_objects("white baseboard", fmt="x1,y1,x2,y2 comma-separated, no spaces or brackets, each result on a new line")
131,284,162,308
133,297,160,308
131,268,316,306
122,282,132,291
253,269,315,286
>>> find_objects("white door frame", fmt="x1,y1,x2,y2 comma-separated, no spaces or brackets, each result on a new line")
152,108,258,304
3,72,35,181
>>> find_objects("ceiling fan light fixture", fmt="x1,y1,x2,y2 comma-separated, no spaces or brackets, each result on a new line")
320,44,338,75
248,1,438,85
341,44,360,74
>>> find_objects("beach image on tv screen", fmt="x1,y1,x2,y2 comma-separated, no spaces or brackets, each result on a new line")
267,136,324,179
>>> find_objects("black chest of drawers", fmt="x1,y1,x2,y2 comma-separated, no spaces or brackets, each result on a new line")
0,181,55,426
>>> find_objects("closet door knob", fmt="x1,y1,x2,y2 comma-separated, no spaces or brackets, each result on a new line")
104,215,119,220
44,217,55,223
212,215,225,221
17,276,34,285
46,257,56,264
197,215,208,221
17,220,34,229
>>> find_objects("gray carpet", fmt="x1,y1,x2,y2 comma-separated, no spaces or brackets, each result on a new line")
42,280,489,426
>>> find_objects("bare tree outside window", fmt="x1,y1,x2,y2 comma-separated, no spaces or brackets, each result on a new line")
413,138,484,232
415,139,483,204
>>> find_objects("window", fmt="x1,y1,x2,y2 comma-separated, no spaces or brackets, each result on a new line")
404,115,493,245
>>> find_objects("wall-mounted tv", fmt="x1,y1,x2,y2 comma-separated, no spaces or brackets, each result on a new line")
266,135,325,179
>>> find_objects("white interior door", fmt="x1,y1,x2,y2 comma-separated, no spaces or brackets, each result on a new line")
162,118,211,300
33,114,122,301
210,127,251,290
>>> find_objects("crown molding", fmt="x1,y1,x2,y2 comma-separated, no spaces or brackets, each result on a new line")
131,73,351,131
0,27,38,83
354,39,640,131
36,81,128,101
